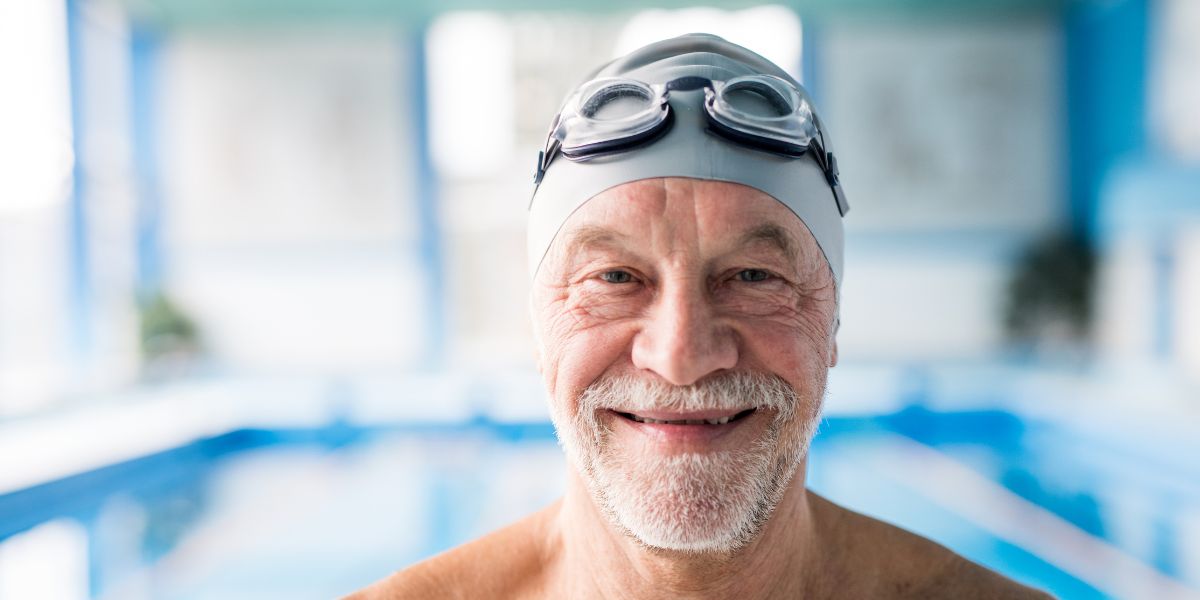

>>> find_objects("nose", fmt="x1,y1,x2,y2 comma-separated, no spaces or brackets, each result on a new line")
631,278,738,386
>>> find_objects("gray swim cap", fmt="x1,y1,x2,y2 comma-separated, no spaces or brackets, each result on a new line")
528,33,848,298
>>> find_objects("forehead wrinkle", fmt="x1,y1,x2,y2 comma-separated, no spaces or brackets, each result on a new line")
588,178,702,265
550,179,829,277
657,179,704,261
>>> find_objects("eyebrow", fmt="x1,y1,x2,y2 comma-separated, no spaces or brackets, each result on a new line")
559,225,630,261
739,223,800,262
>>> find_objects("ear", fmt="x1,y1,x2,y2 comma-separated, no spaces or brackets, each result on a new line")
527,292,544,375
827,315,840,367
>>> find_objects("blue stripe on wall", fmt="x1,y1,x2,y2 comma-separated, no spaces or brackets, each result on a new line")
406,26,447,368
800,14,821,105
64,0,93,361
130,24,165,299
1064,0,1149,239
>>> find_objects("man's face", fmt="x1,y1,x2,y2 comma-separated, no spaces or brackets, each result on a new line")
531,177,838,552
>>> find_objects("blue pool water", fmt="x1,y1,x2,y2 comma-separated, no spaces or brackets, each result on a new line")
2,407,1198,599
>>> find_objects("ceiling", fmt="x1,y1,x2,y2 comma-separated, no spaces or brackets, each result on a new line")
115,0,1073,28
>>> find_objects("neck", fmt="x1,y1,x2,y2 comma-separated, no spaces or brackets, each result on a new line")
552,464,821,599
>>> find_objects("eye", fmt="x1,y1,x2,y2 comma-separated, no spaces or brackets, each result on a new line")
736,269,772,282
599,270,634,284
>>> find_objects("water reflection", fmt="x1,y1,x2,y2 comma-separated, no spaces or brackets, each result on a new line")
6,405,1196,599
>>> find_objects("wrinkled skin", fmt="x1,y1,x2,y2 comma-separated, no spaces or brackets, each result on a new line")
347,178,1053,600
531,177,836,557
532,176,837,413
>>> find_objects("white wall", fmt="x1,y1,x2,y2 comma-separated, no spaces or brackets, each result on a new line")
158,29,425,371
819,16,1065,360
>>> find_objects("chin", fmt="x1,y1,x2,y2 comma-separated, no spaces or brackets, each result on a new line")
551,370,825,554
598,439,806,554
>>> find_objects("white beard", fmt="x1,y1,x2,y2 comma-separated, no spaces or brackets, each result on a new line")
551,372,824,553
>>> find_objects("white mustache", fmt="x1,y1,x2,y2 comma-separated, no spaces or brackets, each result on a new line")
578,372,798,420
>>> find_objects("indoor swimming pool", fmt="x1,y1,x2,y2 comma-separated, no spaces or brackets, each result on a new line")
4,392,1196,600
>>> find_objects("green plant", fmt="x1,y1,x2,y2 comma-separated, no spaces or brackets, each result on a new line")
139,292,200,361
1003,232,1096,345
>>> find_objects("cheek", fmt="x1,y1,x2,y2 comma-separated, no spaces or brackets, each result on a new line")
741,325,829,441
733,306,833,396
534,294,638,413
568,281,651,322
740,325,820,376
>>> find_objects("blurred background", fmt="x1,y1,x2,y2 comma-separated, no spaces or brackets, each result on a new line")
1,0,1198,598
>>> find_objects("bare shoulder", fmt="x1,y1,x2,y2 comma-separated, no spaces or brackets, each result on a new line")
809,492,1054,599
342,501,562,600
922,553,1056,599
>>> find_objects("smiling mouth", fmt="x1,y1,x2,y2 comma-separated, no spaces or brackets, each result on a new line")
615,408,757,426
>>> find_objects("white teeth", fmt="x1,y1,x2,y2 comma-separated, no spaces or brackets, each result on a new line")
626,414,736,425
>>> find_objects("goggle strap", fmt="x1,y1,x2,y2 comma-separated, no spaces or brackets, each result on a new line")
832,177,849,217
807,136,848,216
533,149,547,187
819,151,848,216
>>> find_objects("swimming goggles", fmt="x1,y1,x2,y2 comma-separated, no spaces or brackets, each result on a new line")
533,74,848,216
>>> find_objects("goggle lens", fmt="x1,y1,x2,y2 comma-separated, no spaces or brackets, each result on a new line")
580,82,656,121
719,79,794,119
551,78,669,158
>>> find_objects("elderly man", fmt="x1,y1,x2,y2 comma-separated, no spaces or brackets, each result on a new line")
351,34,1049,599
